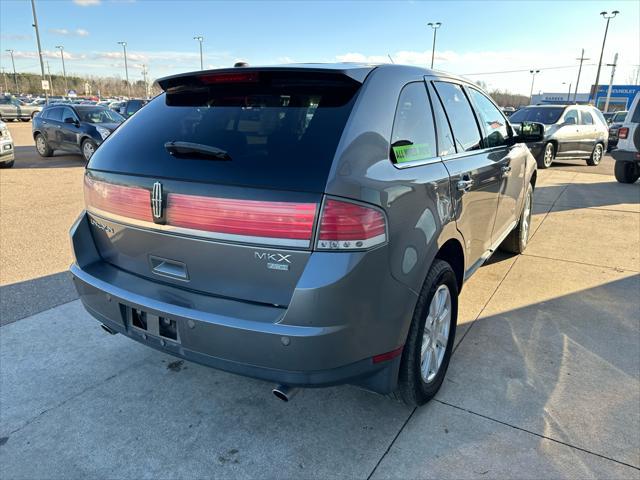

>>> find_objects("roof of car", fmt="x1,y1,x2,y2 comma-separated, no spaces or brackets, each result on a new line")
157,63,468,90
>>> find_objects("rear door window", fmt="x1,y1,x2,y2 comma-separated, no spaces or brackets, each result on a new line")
581,111,594,125
88,71,361,192
564,109,579,125
47,107,63,122
427,83,456,156
433,82,481,152
390,82,437,164
467,88,510,148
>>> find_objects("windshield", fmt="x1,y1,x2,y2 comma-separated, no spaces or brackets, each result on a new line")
612,111,627,123
77,108,124,124
510,107,565,125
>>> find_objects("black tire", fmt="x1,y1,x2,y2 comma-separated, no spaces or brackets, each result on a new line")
614,161,640,184
81,138,98,162
587,143,603,166
501,182,533,254
395,259,458,407
0,160,14,168
34,133,53,157
537,142,554,169
20,118,30,122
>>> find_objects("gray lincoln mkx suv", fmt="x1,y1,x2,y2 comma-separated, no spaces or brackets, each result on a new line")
70,64,542,405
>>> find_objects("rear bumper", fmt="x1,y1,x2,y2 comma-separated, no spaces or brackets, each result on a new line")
611,149,640,164
70,212,417,393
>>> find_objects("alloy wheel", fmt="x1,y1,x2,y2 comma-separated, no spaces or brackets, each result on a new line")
521,188,532,247
544,143,554,167
36,136,47,155
83,142,95,160
420,284,451,383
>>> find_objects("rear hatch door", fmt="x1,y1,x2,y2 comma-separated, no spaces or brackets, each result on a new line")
84,68,364,306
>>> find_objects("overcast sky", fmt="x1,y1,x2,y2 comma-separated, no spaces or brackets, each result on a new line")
1,0,638,95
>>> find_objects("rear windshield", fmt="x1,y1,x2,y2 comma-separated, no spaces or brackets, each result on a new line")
88,72,360,192
510,107,564,125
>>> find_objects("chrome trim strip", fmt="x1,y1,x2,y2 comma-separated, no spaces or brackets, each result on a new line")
394,156,443,169
87,207,311,248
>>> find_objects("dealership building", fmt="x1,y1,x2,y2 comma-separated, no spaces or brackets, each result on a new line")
531,84,640,111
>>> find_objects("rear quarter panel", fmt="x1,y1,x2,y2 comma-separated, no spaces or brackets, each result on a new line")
324,66,462,295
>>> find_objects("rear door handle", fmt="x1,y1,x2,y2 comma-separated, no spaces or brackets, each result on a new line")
457,178,474,192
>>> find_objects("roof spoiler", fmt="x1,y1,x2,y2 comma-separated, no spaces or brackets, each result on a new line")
157,66,371,92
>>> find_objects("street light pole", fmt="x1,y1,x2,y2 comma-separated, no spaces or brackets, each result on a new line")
46,60,53,96
118,41,131,97
5,49,19,93
1,68,8,93
529,69,540,103
427,22,442,69
604,53,618,113
55,45,68,95
30,0,48,103
563,82,572,102
592,10,619,103
574,48,590,103
194,35,204,70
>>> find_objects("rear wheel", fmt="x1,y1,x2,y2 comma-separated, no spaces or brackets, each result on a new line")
501,182,533,254
587,143,603,166
81,138,97,162
537,142,554,169
20,117,30,122
395,259,458,407
35,134,53,157
614,161,640,184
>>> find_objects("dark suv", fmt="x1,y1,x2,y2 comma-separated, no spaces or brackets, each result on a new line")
70,64,542,405
33,104,124,161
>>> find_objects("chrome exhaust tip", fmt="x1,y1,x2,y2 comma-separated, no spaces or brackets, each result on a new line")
272,384,298,402
100,324,117,335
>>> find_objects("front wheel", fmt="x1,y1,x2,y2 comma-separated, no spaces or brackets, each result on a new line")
587,143,603,166
395,259,458,407
537,142,554,169
500,182,533,254
35,133,53,157
614,161,640,184
20,118,30,122
81,139,98,162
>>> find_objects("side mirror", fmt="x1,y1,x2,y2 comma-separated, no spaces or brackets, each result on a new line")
64,117,77,125
519,122,545,143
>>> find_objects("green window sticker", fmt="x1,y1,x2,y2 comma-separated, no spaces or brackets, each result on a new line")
392,143,434,163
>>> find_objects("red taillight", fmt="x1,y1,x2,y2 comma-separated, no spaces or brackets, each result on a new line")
199,72,259,84
618,127,629,139
167,193,317,244
84,176,152,222
316,199,386,250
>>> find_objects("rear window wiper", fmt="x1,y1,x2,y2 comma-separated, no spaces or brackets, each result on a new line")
164,141,231,160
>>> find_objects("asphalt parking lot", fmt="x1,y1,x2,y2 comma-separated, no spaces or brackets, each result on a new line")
1,121,639,478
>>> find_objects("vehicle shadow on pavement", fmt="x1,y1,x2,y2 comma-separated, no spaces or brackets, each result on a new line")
10,146,85,169
535,180,640,212
0,271,78,326
1,273,638,478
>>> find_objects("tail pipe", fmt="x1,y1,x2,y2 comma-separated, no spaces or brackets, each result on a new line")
272,384,299,402
100,324,117,335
